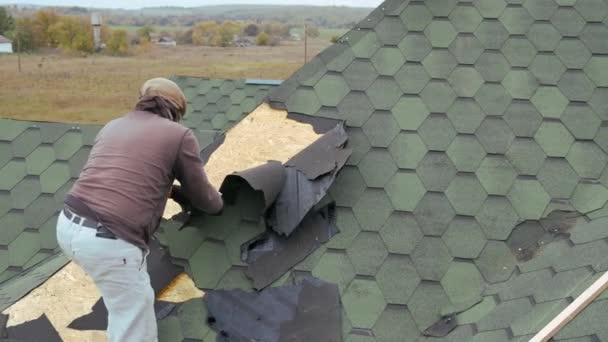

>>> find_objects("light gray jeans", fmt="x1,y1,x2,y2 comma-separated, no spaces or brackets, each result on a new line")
56,209,158,342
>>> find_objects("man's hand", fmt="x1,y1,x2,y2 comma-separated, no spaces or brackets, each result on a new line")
170,185,192,212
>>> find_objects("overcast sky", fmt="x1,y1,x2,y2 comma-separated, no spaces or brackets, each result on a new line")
0,0,381,9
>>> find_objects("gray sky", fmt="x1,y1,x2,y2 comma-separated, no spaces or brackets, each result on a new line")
0,0,381,9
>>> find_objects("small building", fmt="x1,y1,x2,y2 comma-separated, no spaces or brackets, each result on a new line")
0,35,13,54
156,37,177,47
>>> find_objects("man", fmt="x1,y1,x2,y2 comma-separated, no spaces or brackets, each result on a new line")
56,78,223,342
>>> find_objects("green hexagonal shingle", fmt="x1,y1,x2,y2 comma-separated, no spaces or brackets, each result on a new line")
0,212,26,245
531,55,566,87
391,97,430,131
476,52,510,83
474,20,508,49
53,131,83,160
401,3,432,31
476,196,520,240
475,83,512,116
502,70,539,100
343,60,378,92
380,212,423,254
508,179,551,220
371,48,405,76
314,74,350,107
362,112,400,148
8,231,40,267
10,177,41,210
342,279,387,329
0,161,26,191
575,0,608,22
414,192,456,236
447,135,486,172
449,6,483,32
286,88,321,116
446,174,487,216
311,250,355,293
422,50,457,79
499,7,534,35
556,39,591,69
476,156,517,195
189,240,232,289
412,237,452,281
585,56,608,88
475,240,517,283
330,166,367,207
571,182,608,214
376,255,420,305
327,208,362,250
447,99,485,135
339,92,375,128
529,23,562,52
503,101,543,138
537,158,579,199
373,306,420,342
366,78,403,111
505,138,546,176
567,142,608,179
418,115,457,151
345,128,371,166
358,149,398,188
562,105,601,140
374,16,406,45
351,31,381,59
558,71,595,103
353,189,394,231
386,172,426,211
476,117,515,154
416,152,457,192
11,128,41,159
398,33,432,62
424,20,457,48
394,64,430,95
39,162,71,194
448,67,484,98
581,24,608,55
441,261,484,312
408,281,452,331
425,0,458,17
474,0,507,18
551,8,586,37
535,122,575,157
501,37,537,68
449,35,484,65
420,81,457,113
442,216,487,259
388,133,427,170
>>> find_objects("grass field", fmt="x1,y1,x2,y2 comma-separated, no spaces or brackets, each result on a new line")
0,39,329,124
290,27,347,40
111,25,191,34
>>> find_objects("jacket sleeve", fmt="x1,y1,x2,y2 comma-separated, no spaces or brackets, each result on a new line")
173,130,223,214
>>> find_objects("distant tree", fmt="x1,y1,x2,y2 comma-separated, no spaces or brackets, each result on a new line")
33,10,59,47
48,16,94,53
306,26,320,38
10,17,35,52
256,32,269,46
106,29,129,55
192,21,220,46
243,23,259,36
0,7,14,36
219,20,240,47
136,25,155,42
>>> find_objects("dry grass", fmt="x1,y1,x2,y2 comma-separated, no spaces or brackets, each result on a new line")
0,40,329,125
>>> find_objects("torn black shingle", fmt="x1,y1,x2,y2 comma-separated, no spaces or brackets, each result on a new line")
205,277,341,342
2,314,61,342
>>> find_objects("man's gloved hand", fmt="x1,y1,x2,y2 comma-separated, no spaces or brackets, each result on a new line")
169,185,192,212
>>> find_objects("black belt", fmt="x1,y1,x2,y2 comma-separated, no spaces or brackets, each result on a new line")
63,207,117,240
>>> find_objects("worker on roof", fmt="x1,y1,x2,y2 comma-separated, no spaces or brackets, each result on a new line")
56,78,223,342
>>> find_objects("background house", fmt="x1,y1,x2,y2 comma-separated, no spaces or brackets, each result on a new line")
0,35,13,53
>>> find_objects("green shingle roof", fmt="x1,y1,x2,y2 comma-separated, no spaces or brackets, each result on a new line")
260,0,608,339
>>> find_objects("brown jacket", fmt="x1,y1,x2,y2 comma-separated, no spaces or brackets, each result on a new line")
66,111,223,249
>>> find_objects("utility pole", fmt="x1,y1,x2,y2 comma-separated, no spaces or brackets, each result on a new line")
304,24,308,64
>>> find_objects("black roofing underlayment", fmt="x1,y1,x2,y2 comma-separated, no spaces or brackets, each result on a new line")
0,314,61,342
205,277,341,342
